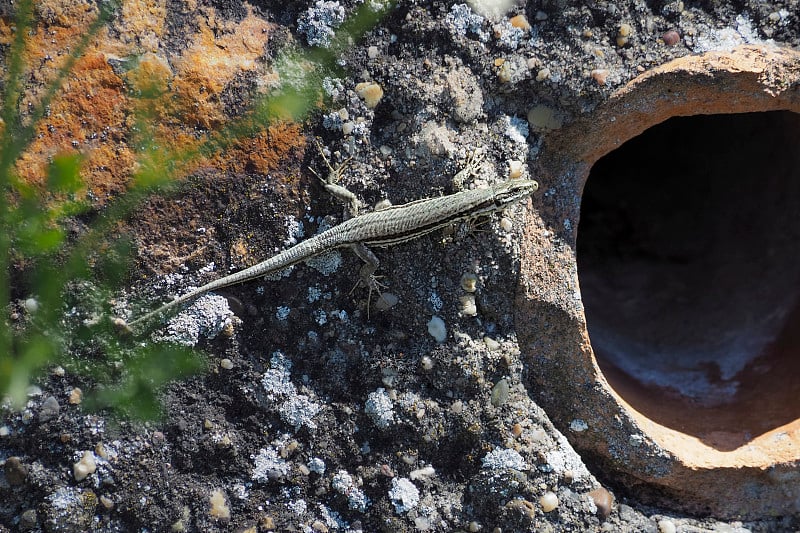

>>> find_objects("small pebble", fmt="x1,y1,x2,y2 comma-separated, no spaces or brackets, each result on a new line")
499,217,513,232
451,400,463,414
420,355,434,371
73,451,97,481
220,358,234,370
375,292,399,311
458,294,477,316
414,517,430,530
52,366,65,377
658,519,677,533
662,30,680,46
497,61,512,83
409,465,436,480
540,491,559,512
20,509,37,530
355,82,383,108
68,387,82,405
367,46,379,59
591,69,609,86
38,396,60,422
509,14,530,31
468,521,482,533
95,442,108,459
460,273,478,293
209,488,230,520
3,456,28,485
24,298,38,313
535,67,550,82
505,499,536,519
508,160,524,179
427,316,447,342
617,23,633,46
588,486,614,518
312,520,329,532
100,495,115,510
491,379,510,407
511,423,523,437
483,336,501,351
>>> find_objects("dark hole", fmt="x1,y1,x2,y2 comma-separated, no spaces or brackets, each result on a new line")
577,111,800,450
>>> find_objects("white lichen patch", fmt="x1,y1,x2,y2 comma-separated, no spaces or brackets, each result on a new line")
388,477,420,514
297,0,346,47
305,250,342,276
252,447,289,483
332,470,370,512
157,294,234,346
481,448,527,471
446,3,488,41
261,352,321,430
364,388,395,429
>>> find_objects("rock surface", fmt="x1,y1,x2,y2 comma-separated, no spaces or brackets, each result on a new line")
1,0,799,531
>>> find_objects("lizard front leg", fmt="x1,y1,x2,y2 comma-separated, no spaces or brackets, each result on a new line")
311,140,360,218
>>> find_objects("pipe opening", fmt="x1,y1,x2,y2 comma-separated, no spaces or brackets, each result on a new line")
577,111,800,451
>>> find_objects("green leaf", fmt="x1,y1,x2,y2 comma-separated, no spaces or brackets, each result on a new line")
47,153,84,193
84,344,206,420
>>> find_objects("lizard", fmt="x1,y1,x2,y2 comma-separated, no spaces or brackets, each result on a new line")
125,147,538,330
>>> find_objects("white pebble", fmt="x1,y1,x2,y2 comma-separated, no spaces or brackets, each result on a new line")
540,491,559,512
220,358,234,370
483,336,501,351
458,294,477,316
658,520,677,533
209,488,230,519
427,316,447,342
24,298,38,313
375,292,399,311
508,159,524,179
536,67,551,81
460,273,478,293
73,451,97,481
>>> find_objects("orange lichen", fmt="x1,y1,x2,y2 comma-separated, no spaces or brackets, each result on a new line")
115,0,167,53
217,122,306,178
5,0,307,209
35,0,100,28
17,51,131,200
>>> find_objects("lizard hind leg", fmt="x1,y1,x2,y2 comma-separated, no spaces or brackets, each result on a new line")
350,242,386,318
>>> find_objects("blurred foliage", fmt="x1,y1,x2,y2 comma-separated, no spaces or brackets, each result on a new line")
0,0,393,419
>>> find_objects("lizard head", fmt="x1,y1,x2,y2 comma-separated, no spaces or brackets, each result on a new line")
492,179,539,209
